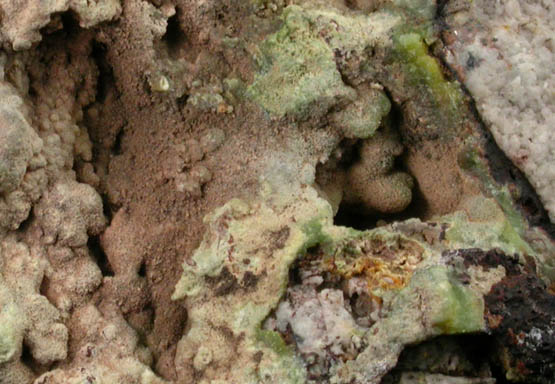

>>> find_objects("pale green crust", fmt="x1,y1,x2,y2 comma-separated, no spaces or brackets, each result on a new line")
172,178,547,383
246,5,356,120
0,284,22,364
246,5,400,121
172,186,333,383
393,32,464,116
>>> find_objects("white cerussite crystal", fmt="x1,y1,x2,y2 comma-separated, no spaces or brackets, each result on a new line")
446,0,555,221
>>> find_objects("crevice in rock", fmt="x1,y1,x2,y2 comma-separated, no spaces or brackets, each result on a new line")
39,275,51,298
19,342,40,375
16,210,34,234
176,93,189,108
162,11,187,59
333,190,427,231
38,10,80,39
99,193,114,224
87,236,114,277
91,41,114,104
138,261,147,278
111,127,124,156
380,334,502,384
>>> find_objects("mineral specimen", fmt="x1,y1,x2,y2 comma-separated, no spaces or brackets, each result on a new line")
0,0,553,383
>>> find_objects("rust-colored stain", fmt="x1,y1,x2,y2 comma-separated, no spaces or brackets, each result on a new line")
322,234,424,292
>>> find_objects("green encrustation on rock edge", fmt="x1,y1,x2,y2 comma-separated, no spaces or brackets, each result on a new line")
171,179,548,383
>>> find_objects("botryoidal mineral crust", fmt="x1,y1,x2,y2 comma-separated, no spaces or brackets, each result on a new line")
0,0,554,384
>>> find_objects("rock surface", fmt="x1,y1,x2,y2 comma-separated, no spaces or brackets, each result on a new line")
0,0,553,384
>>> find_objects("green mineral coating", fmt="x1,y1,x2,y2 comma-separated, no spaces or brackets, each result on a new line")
223,77,246,101
0,162,9,189
458,149,555,282
300,218,333,254
393,32,464,115
0,321,18,363
246,5,355,119
332,262,486,383
257,346,307,384
256,329,292,357
410,267,485,334
437,275,485,334
457,148,534,256
255,314,308,383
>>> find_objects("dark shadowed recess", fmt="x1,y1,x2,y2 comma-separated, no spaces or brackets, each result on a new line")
91,41,115,104
162,11,188,59
333,102,428,230
333,189,428,231
88,236,114,277
380,334,511,384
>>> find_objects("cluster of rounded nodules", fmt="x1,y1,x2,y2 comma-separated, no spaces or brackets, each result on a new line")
317,124,414,216
0,51,166,383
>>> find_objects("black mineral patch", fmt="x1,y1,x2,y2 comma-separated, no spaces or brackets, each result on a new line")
443,248,555,383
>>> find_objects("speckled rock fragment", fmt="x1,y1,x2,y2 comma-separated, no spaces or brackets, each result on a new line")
398,372,495,384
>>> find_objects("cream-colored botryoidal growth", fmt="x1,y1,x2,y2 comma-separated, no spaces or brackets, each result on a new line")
0,80,45,233
329,86,391,139
34,304,168,384
32,180,106,315
35,181,105,247
0,40,101,238
0,237,68,367
344,127,414,214
0,14,157,382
